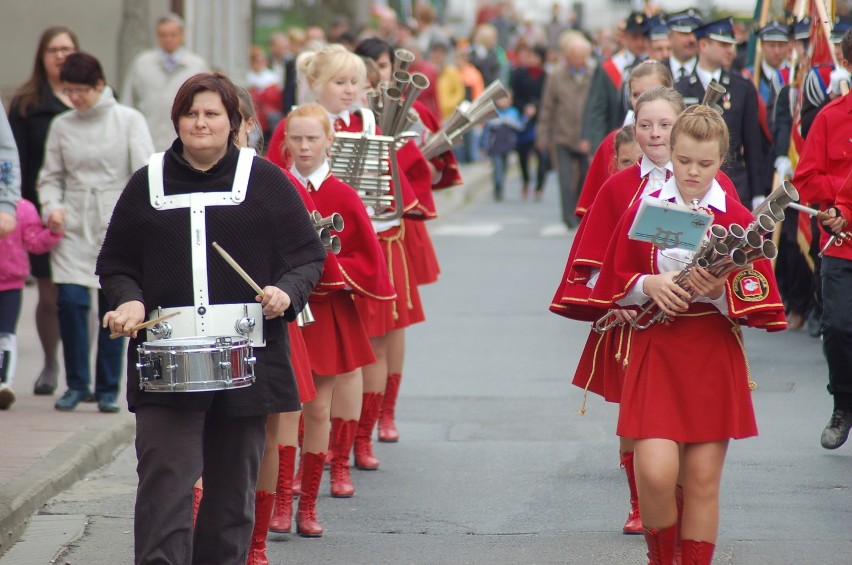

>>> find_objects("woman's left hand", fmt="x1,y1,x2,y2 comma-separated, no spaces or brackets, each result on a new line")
685,267,726,300
257,286,291,319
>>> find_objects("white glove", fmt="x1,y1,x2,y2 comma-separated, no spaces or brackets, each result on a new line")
828,68,851,96
774,156,793,180
751,195,767,211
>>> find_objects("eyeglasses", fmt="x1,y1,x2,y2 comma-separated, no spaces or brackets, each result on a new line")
46,46,75,56
62,86,92,96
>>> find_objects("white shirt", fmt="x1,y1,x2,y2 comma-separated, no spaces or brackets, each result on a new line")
289,160,329,192
694,65,722,92
639,156,674,195
586,157,674,290
617,177,730,315
670,56,697,82
327,110,351,128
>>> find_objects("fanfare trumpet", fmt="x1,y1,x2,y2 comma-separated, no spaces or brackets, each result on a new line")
311,210,344,255
419,79,509,159
328,131,406,221
593,181,798,333
373,48,431,138
701,81,727,114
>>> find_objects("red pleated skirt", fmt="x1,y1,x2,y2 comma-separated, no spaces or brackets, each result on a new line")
616,304,758,443
300,291,376,376
572,325,628,405
287,321,317,403
355,224,425,337
402,217,440,285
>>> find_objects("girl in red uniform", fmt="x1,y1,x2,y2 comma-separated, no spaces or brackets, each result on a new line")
588,105,786,564
354,37,463,443
284,99,395,537
575,61,673,218
269,44,420,478
552,87,687,536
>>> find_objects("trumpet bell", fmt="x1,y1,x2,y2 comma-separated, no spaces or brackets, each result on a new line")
394,48,415,74
701,81,726,109
753,180,799,217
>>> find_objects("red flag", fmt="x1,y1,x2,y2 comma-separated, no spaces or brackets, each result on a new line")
809,0,834,68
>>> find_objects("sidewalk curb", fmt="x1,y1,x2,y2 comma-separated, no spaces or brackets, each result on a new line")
433,162,492,218
0,418,135,557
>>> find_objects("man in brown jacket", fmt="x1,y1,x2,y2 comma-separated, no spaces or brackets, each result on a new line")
536,32,595,228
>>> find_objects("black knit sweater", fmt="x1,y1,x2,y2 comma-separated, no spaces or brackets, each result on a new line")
96,141,325,416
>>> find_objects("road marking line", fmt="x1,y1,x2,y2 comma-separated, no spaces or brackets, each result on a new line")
540,224,570,237
432,223,503,237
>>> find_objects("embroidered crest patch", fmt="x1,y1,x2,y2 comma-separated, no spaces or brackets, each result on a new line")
733,270,769,302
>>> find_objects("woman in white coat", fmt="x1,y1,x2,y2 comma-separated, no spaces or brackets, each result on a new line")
38,52,153,413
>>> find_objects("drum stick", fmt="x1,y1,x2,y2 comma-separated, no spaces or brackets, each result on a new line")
109,311,181,339
213,241,288,319
212,241,264,295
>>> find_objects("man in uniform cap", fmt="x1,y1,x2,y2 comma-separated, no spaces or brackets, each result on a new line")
754,20,793,181
647,14,671,61
583,11,649,153
676,18,765,206
666,8,702,82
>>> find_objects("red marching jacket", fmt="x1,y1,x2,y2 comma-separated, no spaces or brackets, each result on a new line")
588,188,787,332
308,173,396,302
268,110,420,215
551,162,742,321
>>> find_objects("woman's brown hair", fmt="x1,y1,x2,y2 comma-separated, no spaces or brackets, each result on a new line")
11,25,79,116
171,73,242,144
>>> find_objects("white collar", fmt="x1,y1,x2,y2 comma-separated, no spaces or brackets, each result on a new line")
328,110,350,127
658,176,727,212
640,155,673,178
694,65,722,91
623,109,635,127
670,56,696,73
290,160,329,191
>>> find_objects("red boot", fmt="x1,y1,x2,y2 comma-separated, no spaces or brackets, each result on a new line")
269,445,296,533
329,418,357,497
354,392,383,470
621,452,642,534
192,486,203,527
680,539,715,565
643,524,678,565
378,373,402,442
247,491,275,565
296,451,325,537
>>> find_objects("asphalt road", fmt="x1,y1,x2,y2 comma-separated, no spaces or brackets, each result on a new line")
9,170,852,565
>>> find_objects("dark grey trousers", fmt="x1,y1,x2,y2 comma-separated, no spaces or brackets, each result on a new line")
134,401,266,565
555,144,589,229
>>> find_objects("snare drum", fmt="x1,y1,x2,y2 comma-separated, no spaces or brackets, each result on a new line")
136,336,256,392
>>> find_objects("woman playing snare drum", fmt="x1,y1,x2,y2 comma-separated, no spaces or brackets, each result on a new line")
97,72,325,564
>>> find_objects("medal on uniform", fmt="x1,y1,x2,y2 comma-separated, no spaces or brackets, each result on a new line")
723,94,731,110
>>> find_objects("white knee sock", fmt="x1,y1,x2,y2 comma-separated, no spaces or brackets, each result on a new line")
0,333,17,387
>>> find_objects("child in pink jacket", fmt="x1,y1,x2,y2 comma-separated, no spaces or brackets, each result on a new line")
0,199,63,408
